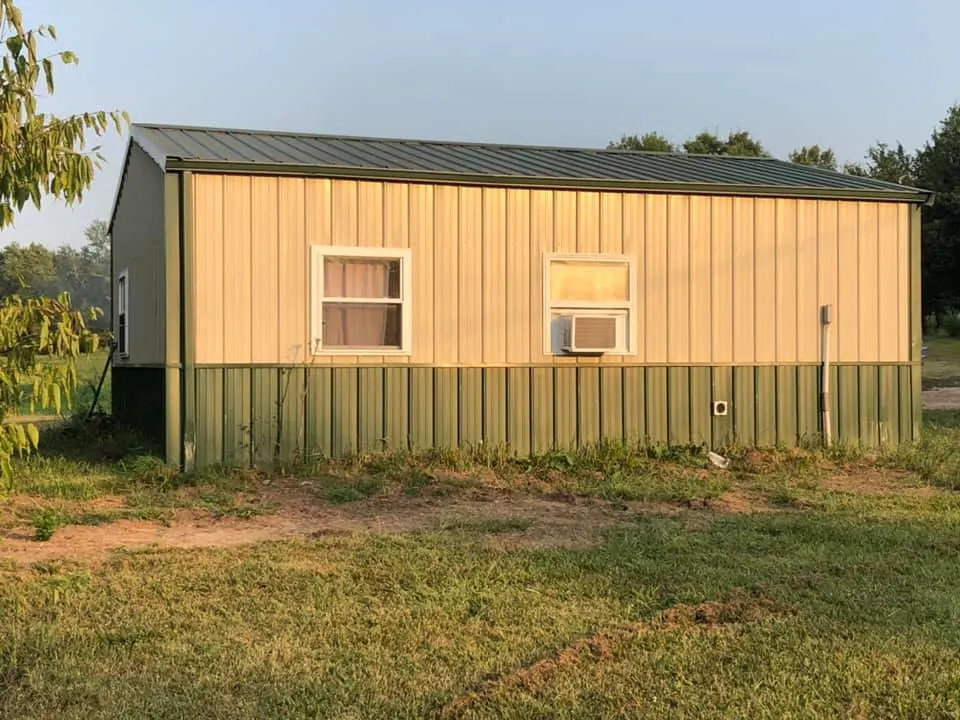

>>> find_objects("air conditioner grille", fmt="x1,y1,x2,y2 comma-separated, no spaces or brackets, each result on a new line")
573,316,616,350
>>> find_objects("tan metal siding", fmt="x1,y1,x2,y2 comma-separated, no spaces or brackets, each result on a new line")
111,143,166,365
190,176,912,366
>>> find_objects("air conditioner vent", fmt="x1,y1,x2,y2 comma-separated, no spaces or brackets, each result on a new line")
560,314,618,354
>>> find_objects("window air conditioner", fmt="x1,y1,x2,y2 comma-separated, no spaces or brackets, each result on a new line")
560,314,618,354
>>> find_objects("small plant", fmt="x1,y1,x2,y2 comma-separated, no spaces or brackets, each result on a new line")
31,507,65,541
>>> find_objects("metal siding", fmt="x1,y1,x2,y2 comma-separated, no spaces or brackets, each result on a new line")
711,366,734,447
577,191,600,253
251,178,280,363
433,368,459,448
796,200,820,363
732,198,755,364
755,366,776,446
623,366,645,442
554,367,577,447
754,199,777,363
910,205,922,439
600,367,624,443
485,368,508,446
776,366,798,446
710,197,734,364
858,365,879,448
878,365,898,446
306,367,333,457
507,368,532,455
837,366,860,445
458,187,483,364
332,368,359,456
796,365,820,444
689,366,711,446
529,190,553,364
858,203,880,362
279,179,308,364
357,367,384,452
531,367,555,452
622,193,644,364
163,173,182,466
645,367,668,444
223,176,253,364
410,184,435,364
252,368,279,466
305,179,333,366
877,204,900,362
383,367,410,450
409,367,434,448
775,199,798,363
897,205,910,362
817,201,840,363
667,196,690,363
837,202,860,362
112,143,166,366
459,368,484,447
193,175,225,364
506,190,532,364
733,366,756,445
434,186,460,364
899,365,913,443
578,368,601,446
554,190,578,253
645,196,668,363
483,188,508,364
277,367,305,462
223,367,252,467
689,197,711,364
668,366,691,444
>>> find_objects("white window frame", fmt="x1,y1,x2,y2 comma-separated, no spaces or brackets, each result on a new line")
543,252,637,355
117,269,129,357
310,246,413,356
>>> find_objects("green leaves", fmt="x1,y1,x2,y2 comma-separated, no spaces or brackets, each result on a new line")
0,0,129,228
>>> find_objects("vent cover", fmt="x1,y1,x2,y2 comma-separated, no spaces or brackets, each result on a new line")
561,315,618,353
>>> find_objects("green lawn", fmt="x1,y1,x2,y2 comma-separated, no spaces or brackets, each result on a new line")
3,423,960,717
15,350,111,418
923,334,960,389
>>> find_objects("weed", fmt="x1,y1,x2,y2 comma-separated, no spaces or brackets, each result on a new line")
441,517,533,534
31,507,64,541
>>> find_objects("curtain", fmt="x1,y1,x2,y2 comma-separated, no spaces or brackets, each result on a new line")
323,258,401,348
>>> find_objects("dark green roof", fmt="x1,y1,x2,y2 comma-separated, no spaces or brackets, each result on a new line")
128,123,932,203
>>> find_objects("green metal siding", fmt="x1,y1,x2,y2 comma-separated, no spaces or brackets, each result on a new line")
185,363,919,468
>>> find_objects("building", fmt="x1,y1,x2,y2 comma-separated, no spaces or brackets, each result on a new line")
108,123,932,469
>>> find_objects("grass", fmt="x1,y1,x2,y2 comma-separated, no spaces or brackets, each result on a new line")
922,334,960,389
14,349,111,418
3,358,960,716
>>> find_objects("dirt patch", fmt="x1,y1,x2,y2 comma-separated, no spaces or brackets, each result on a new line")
923,387,960,410
712,488,773,514
440,592,788,717
818,467,933,495
0,491,632,565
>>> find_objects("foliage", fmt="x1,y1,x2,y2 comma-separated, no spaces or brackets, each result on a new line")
789,144,837,170
0,219,111,329
683,130,769,157
607,132,675,152
844,141,915,183
0,0,129,227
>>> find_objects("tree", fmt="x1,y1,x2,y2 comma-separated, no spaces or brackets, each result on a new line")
0,0,125,476
789,145,838,171
844,142,915,184
607,132,676,152
914,105,960,319
683,130,769,157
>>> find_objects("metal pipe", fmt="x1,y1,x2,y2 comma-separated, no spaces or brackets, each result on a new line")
820,305,833,447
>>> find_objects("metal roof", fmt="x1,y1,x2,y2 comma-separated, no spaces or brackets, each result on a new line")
127,123,933,203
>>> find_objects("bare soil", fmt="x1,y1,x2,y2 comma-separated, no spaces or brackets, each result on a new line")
923,387,960,410
0,491,639,566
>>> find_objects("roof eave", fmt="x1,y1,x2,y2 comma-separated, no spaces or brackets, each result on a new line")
164,158,933,204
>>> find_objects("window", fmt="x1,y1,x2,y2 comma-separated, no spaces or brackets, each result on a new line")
117,269,129,356
311,247,412,354
544,254,635,354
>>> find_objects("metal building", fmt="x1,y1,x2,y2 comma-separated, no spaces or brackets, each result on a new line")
108,123,932,468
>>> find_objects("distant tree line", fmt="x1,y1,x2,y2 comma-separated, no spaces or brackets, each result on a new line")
608,105,960,326
0,218,110,331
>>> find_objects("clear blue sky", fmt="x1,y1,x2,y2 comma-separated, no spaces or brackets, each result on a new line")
1,0,956,248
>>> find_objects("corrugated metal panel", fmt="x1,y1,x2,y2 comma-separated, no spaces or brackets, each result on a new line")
132,123,930,199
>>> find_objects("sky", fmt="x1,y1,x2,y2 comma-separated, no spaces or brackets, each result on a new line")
0,0,957,248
